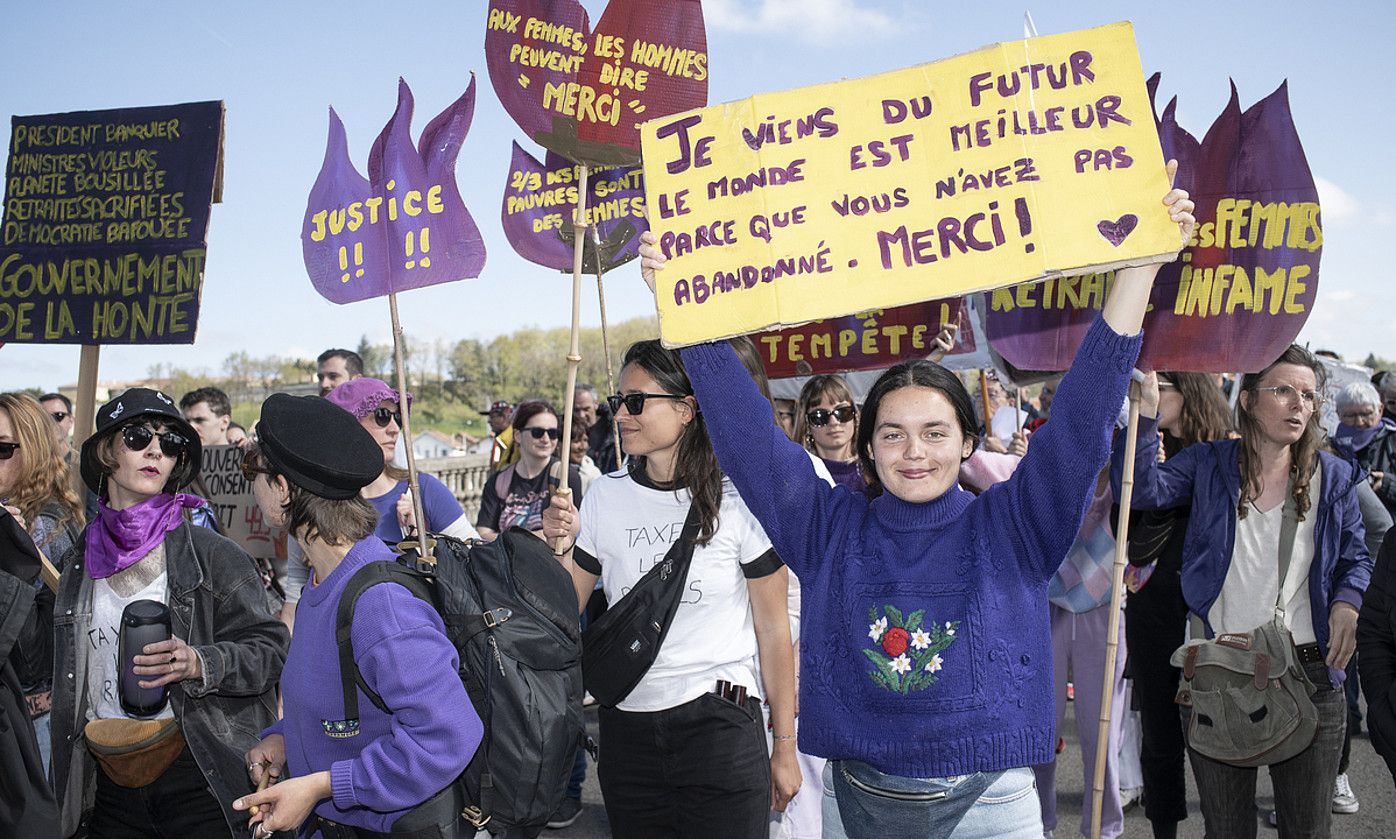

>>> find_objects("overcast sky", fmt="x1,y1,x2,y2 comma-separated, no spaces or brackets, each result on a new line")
2,0,1391,390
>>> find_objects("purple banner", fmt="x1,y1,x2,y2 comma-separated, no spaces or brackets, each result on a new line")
485,0,708,165
501,141,646,273
302,78,486,304
986,76,1320,373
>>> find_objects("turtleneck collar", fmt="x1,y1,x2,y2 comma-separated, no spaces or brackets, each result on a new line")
870,483,974,532
87,493,205,579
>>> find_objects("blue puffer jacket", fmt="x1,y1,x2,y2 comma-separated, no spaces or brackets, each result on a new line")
1112,416,1372,666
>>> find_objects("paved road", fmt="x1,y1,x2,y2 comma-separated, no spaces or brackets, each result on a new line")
549,697,1396,838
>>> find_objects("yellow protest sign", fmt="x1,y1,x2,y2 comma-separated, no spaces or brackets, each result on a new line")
641,22,1179,347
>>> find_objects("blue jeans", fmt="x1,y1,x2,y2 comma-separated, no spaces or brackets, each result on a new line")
32,712,51,778
830,760,1040,839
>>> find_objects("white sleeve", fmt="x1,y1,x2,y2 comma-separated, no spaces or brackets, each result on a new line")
438,514,481,541
283,538,308,605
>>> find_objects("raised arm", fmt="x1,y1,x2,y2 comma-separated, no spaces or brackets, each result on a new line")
679,340,848,579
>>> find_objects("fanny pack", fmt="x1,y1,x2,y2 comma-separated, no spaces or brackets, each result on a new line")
581,503,699,708
84,717,185,788
1171,493,1318,767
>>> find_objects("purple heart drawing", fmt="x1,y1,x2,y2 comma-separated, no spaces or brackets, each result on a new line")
1097,214,1138,246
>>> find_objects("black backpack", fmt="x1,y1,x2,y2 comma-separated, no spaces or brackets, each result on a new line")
335,528,585,837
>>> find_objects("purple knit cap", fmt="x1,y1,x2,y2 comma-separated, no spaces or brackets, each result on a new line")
325,377,413,419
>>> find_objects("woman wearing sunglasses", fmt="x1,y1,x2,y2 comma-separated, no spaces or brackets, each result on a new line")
792,376,865,495
476,400,583,541
49,388,288,838
632,174,1194,837
0,393,86,775
1117,349,1372,837
541,341,799,838
323,378,477,545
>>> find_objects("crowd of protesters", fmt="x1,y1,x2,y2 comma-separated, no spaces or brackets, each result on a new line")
4,171,1396,839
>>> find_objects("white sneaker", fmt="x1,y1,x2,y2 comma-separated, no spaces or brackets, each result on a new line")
1119,786,1142,811
1333,772,1359,814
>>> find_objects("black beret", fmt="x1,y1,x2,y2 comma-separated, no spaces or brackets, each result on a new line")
257,394,382,499
80,387,201,495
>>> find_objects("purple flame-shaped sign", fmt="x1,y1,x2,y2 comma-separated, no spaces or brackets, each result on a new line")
501,141,647,273
986,76,1320,373
302,77,487,304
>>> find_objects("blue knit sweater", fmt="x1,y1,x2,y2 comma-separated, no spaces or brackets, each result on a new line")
265,537,482,833
681,315,1140,777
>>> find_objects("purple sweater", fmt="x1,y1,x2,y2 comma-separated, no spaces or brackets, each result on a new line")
266,538,482,833
681,315,1140,777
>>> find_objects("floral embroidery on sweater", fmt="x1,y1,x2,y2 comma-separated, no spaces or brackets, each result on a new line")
864,604,959,694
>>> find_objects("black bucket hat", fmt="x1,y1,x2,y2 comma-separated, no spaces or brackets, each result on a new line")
80,388,202,495
256,394,381,500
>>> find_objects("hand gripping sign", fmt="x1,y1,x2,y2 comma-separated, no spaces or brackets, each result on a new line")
302,77,486,304
641,22,1182,348
986,76,1320,372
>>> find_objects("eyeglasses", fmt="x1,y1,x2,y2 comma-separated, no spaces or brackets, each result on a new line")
522,426,561,441
121,425,189,458
1255,385,1322,410
607,392,686,416
372,407,402,428
806,405,857,427
50,411,70,422
0,442,19,460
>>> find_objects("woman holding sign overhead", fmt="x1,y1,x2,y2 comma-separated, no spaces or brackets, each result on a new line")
634,167,1194,837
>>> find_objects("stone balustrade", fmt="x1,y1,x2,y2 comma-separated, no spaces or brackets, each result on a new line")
416,452,492,523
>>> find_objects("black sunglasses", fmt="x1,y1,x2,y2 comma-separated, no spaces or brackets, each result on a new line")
806,405,857,427
50,411,70,422
0,441,19,460
522,426,561,441
121,425,189,458
372,407,402,428
607,392,686,416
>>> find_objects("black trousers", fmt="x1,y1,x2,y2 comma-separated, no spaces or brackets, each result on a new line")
88,745,231,839
597,692,769,839
1125,571,1191,827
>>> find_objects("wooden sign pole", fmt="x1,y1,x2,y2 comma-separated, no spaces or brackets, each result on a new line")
553,164,590,547
388,293,432,563
70,345,101,496
1090,386,1141,839
591,226,623,471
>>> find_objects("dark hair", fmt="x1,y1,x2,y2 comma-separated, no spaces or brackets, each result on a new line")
229,421,246,433
793,374,858,454
247,443,377,546
622,340,722,546
317,348,364,377
1236,344,1325,521
179,386,231,418
726,337,772,403
856,360,979,498
40,392,72,412
570,409,589,443
1158,372,1233,447
512,400,559,433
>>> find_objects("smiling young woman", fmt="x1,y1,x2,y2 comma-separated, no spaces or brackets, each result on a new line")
634,172,1195,837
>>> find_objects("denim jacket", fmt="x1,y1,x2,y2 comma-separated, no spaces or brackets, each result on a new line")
1112,417,1372,665
50,521,289,837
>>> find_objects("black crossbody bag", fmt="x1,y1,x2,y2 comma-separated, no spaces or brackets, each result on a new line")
581,503,700,707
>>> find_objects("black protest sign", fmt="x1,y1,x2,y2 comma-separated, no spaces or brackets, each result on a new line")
0,101,224,344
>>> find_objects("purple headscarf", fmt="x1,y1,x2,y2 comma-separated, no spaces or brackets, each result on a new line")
325,378,413,420
87,493,206,579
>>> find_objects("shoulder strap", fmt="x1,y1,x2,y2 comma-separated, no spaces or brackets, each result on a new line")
493,464,515,501
336,562,435,720
1275,490,1300,615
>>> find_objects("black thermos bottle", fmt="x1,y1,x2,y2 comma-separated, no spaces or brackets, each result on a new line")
118,599,172,717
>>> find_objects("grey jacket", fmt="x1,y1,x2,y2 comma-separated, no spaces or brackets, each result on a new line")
51,521,289,837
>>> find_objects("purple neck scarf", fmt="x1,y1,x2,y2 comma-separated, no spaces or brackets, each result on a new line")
87,493,205,579
1334,420,1390,453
